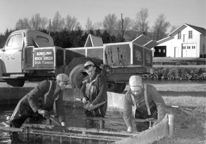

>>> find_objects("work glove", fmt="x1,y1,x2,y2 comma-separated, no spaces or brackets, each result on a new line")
37,109,49,118
61,122,66,126
82,97,88,104
127,126,133,133
84,102,94,111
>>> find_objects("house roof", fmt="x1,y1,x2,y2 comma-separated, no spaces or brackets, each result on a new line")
144,40,157,49
168,23,206,37
84,34,103,47
185,23,206,36
131,34,157,49
157,23,206,44
131,34,152,45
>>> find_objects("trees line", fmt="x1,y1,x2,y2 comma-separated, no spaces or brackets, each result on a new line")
0,28,124,48
0,8,176,45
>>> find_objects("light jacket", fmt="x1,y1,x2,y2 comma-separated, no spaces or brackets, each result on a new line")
123,84,165,128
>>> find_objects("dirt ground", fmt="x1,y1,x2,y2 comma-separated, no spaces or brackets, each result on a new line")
157,106,206,144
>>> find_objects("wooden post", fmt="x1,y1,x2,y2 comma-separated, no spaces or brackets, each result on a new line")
168,114,174,137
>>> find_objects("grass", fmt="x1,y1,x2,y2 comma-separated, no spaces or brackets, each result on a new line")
152,83,206,92
163,96,206,107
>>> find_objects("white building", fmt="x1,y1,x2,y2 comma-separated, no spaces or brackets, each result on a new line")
154,23,206,58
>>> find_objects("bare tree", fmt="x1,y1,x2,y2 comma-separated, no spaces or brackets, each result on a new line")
65,15,81,31
85,17,93,31
170,25,179,33
133,8,149,36
152,14,170,41
116,16,132,36
103,14,117,34
93,22,103,30
15,18,30,30
51,11,65,32
40,17,48,30
30,14,42,30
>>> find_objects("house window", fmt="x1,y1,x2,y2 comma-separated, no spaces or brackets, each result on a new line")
163,49,166,53
159,49,161,52
188,31,193,39
192,46,195,49
183,46,186,49
187,46,190,49
178,31,181,39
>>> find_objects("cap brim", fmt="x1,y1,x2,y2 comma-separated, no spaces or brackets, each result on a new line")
130,86,142,91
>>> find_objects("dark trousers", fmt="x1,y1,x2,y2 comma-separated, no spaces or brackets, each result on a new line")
135,106,158,132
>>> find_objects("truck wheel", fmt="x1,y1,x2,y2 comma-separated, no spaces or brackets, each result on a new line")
6,79,25,87
107,82,126,93
68,64,87,89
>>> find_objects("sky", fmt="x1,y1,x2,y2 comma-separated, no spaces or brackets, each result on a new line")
0,0,205,34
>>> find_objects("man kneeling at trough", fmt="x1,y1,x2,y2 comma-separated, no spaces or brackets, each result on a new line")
123,75,166,133
8,73,69,143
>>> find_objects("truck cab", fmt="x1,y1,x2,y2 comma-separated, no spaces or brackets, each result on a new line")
0,29,60,86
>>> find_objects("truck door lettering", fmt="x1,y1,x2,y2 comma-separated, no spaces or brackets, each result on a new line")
43,56,53,60
35,57,43,60
4,54,15,60
35,61,41,64
37,51,52,56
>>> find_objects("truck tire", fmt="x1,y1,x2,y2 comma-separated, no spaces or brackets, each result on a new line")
6,79,25,87
68,64,86,89
65,57,103,89
107,82,126,93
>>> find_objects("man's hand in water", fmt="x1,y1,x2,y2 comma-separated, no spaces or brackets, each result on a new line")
84,103,94,110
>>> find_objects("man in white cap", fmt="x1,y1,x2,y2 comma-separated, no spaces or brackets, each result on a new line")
81,61,107,117
9,73,69,142
123,75,165,133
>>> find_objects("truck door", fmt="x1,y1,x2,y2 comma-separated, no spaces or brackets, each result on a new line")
2,33,23,73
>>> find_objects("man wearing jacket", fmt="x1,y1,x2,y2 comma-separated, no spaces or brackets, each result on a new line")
9,73,69,142
123,75,166,133
81,61,107,117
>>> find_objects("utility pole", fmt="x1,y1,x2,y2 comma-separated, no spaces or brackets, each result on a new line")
121,13,124,40
49,19,51,35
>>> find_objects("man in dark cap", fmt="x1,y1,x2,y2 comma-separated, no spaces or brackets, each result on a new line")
9,73,69,142
81,61,108,117
123,75,166,133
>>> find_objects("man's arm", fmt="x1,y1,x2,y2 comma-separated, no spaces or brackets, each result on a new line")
149,85,166,124
123,94,133,129
55,91,66,125
92,75,107,105
27,80,48,113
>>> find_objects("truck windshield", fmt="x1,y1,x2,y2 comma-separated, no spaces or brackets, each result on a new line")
6,34,23,49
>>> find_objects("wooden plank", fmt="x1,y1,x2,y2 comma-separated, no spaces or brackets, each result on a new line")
24,123,131,137
79,116,155,123
27,128,122,142
0,126,23,132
